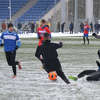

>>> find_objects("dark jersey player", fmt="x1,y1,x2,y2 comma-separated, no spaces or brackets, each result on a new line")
35,33,70,84
0,23,22,78
75,50,100,81
92,33,100,39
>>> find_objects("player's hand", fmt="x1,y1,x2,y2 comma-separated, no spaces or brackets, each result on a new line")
92,33,97,37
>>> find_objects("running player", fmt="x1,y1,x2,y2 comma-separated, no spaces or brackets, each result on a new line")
0,23,22,78
35,33,70,84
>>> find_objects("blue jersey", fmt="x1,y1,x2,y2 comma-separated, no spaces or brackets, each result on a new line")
0,30,21,52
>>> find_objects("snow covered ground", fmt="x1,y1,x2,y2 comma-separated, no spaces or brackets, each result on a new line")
0,37,100,100
18,32,94,38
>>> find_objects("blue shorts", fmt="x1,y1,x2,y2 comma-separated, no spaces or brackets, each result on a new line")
84,34,88,37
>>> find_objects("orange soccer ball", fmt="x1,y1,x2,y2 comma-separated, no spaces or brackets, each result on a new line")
48,72,57,81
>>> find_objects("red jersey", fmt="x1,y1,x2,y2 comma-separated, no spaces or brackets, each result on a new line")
37,25,51,46
84,24,90,34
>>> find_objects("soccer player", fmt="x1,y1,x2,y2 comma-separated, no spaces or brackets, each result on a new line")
35,33,70,84
69,50,100,81
92,33,100,39
0,23,22,78
83,21,90,45
72,33,100,81
37,19,51,46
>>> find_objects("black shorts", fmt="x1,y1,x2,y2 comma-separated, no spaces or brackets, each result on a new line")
5,50,18,66
43,59,62,73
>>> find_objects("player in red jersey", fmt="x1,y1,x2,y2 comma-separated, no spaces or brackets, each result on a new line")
83,21,90,45
37,19,51,46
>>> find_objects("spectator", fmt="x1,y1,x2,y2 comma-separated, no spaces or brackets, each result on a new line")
61,22,65,33
17,22,22,31
31,22,35,33
57,22,60,32
80,22,84,33
90,22,93,32
1,21,6,32
69,22,74,34
94,22,100,34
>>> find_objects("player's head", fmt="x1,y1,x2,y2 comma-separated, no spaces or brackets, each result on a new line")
98,50,100,59
8,23,14,32
41,19,46,25
44,33,50,41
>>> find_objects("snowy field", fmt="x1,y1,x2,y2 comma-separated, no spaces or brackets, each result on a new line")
0,36,100,100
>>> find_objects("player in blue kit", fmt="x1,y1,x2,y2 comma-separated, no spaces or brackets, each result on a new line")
0,23,22,78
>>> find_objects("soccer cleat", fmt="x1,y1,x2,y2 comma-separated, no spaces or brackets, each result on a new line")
18,62,22,70
12,75,16,79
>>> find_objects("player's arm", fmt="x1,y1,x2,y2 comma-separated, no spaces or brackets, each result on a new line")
92,33,100,39
35,46,45,67
37,28,41,39
45,27,51,38
37,33,41,39
0,39,3,47
53,42,63,49
87,27,90,32
85,27,89,32
16,34,21,50
45,27,51,34
0,33,4,47
35,46,42,60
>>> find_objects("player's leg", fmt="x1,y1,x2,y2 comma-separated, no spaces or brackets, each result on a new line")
55,59,70,84
56,68,70,84
5,51,17,77
83,36,85,44
43,66,51,73
72,29,73,34
10,51,17,77
5,52,12,66
86,71,100,81
12,65,16,78
13,51,22,70
86,37,89,44
96,60,100,70
78,70,96,78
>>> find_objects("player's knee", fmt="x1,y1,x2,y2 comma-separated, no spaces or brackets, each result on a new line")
8,62,15,66
57,71,64,77
86,76,95,81
8,62,12,66
98,50,100,58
